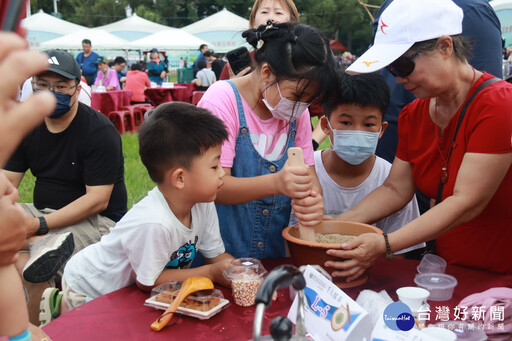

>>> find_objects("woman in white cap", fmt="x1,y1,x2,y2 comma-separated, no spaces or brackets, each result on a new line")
325,0,512,278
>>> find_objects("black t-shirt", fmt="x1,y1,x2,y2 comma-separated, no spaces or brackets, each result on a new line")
6,103,127,222
211,59,226,80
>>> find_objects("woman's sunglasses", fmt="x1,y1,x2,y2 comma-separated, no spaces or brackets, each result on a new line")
386,52,420,77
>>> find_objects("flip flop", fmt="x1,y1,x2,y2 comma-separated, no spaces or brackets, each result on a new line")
39,287,62,327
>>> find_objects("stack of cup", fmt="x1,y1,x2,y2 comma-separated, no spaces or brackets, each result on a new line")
417,254,447,274
414,254,457,301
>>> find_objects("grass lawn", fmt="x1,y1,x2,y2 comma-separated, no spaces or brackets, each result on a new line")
18,118,329,209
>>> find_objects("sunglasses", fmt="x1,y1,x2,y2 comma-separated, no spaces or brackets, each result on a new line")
386,52,420,77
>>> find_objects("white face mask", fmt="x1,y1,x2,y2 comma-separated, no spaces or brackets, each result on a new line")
262,82,310,122
327,119,381,165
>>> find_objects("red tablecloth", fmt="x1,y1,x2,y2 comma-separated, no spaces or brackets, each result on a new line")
144,86,191,106
91,90,133,116
175,83,197,101
43,258,512,340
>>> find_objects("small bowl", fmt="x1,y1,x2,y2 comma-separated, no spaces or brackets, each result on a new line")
414,273,457,301
282,220,382,288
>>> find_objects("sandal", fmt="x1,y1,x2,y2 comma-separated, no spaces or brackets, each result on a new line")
39,287,62,327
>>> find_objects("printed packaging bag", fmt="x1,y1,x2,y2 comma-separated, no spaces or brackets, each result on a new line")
288,265,372,340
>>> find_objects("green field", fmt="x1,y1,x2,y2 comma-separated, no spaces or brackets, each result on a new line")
18,118,329,209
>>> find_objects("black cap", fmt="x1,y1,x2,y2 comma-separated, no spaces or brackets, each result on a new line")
94,56,107,65
42,49,82,82
150,48,159,53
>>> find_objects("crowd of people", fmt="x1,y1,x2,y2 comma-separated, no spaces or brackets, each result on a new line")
1,0,511,339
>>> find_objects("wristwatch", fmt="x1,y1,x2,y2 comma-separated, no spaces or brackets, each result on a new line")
36,216,49,235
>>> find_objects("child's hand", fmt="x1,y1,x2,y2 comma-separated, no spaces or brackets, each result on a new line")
208,258,232,287
274,160,311,199
291,190,324,227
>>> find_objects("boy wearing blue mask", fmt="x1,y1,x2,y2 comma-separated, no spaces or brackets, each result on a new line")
290,71,424,256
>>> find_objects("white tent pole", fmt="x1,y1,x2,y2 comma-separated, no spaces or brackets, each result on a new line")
26,0,31,17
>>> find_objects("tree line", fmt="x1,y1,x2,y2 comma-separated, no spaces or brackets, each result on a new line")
30,0,384,55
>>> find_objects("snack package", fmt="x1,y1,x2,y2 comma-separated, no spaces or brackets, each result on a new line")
223,258,268,307
145,281,229,320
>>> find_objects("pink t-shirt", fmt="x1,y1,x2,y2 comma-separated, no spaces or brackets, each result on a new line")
94,68,120,90
198,80,314,167
124,71,150,102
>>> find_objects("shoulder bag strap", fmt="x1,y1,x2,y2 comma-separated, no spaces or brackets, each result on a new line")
435,77,501,204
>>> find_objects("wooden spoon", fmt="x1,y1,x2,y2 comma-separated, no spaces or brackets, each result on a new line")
151,276,214,331
287,147,316,243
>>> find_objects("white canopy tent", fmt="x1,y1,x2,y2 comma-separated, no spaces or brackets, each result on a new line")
490,0,512,45
21,10,87,49
95,13,174,41
182,8,249,53
127,28,211,51
41,29,129,50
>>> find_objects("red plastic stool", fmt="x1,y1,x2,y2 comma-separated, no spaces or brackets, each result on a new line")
120,105,154,131
119,106,143,132
192,91,205,105
108,110,135,134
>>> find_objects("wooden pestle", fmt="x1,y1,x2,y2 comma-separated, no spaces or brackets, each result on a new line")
287,147,316,242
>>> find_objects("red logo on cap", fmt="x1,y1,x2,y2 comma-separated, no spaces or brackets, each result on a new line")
379,18,388,34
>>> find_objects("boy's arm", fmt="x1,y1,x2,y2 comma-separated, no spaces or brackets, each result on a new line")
136,253,234,291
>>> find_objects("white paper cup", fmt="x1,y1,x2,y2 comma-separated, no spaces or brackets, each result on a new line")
420,326,457,341
396,286,430,312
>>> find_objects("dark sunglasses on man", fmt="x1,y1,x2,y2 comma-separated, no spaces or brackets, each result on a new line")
386,52,420,77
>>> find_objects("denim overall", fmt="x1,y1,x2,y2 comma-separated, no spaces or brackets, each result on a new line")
216,81,297,259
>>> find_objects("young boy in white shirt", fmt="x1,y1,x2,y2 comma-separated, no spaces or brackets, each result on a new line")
40,102,234,325
291,71,424,256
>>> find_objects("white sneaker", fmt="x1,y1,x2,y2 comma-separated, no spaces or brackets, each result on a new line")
22,232,75,283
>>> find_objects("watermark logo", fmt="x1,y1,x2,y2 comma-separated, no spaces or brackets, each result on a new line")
383,302,415,331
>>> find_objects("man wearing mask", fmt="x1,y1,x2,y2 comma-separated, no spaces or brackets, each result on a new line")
94,56,121,91
112,56,127,88
3,49,127,324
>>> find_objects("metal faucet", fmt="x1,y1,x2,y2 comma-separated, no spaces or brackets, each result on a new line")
252,265,307,341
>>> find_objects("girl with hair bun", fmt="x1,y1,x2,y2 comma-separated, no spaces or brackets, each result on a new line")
198,22,337,259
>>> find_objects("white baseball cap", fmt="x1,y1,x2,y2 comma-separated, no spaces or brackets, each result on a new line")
346,0,463,75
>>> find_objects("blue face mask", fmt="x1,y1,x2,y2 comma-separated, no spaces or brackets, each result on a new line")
327,119,380,165
33,89,73,119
